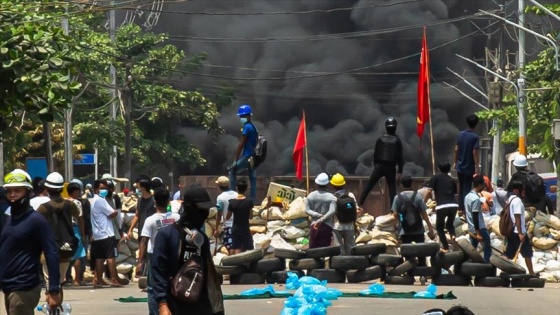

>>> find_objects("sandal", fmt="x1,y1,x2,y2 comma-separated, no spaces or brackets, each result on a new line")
110,280,123,288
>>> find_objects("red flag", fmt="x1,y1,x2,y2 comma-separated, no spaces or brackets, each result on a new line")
417,27,430,139
292,111,306,180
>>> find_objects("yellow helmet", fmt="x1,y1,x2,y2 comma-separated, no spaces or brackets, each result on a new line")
330,173,346,186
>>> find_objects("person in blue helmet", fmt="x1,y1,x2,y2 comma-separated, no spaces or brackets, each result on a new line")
229,104,258,201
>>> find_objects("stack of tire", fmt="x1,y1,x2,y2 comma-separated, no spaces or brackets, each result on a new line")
288,246,344,283
216,249,283,285
386,243,440,285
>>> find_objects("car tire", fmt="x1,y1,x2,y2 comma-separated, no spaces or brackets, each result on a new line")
306,246,341,259
385,275,414,285
230,273,266,285
412,266,441,278
308,269,346,283
215,265,247,276
388,259,417,276
222,249,264,266
511,277,546,288
474,276,510,287
430,251,466,269
289,258,325,271
459,262,496,278
274,248,307,260
266,270,304,284
330,256,370,271
400,243,440,258
370,254,403,267
350,244,387,256
432,274,472,286
252,258,286,273
457,238,484,263
346,266,384,283
489,254,526,275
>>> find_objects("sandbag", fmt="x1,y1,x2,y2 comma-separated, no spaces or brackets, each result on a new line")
253,233,272,250
267,220,286,233
250,225,267,234
249,216,267,226
260,207,284,220
279,226,306,240
489,218,502,237
369,227,397,243
355,231,372,244
269,234,297,251
204,221,215,238
208,207,218,219
116,263,133,274
356,214,375,230
118,241,132,257
532,237,559,250
545,260,560,272
283,197,308,220
375,214,397,228
115,253,128,264
550,228,560,240
289,217,309,229
367,238,398,247
127,239,139,251
535,212,560,230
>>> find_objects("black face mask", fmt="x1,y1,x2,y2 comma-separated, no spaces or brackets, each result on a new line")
8,191,31,217
179,204,209,230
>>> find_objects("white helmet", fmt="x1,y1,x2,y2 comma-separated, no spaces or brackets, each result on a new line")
315,173,330,186
45,172,65,189
70,178,84,191
513,154,528,168
3,169,33,189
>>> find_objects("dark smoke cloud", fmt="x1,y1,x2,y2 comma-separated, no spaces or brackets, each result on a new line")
153,0,499,177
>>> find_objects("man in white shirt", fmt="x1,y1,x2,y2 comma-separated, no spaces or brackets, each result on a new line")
30,179,50,210
90,179,121,288
213,176,238,255
505,181,536,276
491,179,508,215
138,188,180,315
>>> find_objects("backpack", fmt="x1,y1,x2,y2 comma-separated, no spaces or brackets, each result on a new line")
523,171,546,203
171,226,204,304
499,197,517,237
249,123,267,166
396,191,423,233
376,135,399,163
335,194,357,224
43,201,79,260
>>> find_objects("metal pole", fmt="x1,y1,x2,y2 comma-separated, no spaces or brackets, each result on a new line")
43,121,54,173
518,0,527,156
62,5,73,181
0,132,4,185
492,119,502,184
94,141,99,180
109,0,118,177
527,0,560,22
124,63,132,188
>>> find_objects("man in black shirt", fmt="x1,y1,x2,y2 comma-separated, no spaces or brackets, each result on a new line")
359,117,404,208
427,162,458,252
127,175,155,240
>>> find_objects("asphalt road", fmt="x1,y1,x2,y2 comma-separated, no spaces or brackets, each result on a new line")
59,280,560,315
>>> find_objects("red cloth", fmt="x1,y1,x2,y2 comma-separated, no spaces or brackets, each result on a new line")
417,27,430,139
292,112,306,180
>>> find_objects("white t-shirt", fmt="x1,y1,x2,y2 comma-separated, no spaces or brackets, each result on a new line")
30,196,50,211
91,195,116,240
141,212,180,253
217,190,238,228
508,195,526,234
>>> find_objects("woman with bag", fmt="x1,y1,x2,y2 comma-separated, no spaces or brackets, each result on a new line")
151,186,224,315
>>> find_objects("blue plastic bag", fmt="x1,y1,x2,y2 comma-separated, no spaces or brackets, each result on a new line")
286,273,325,290
297,303,327,315
359,283,385,296
414,284,438,299
240,285,275,296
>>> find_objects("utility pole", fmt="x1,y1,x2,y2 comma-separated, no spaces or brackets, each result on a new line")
43,121,54,173
62,3,73,181
124,63,132,188
518,0,527,156
109,0,118,177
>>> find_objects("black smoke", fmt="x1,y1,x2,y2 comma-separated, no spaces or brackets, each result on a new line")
150,0,502,177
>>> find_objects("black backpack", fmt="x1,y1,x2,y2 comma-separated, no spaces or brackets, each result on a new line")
335,194,357,223
523,171,546,203
376,135,399,163
43,201,79,260
397,191,423,233
249,123,267,167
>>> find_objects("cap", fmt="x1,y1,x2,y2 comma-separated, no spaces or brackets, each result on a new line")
315,173,329,186
183,186,214,209
215,176,230,187
102,173,113,179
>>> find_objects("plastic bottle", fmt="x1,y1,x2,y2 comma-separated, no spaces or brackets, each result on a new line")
37,302,72,315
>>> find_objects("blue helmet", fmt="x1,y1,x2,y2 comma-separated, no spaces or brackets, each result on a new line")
237,104,253,116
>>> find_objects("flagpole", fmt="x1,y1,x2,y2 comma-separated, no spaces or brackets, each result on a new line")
428,100,436,175
304,110,309,194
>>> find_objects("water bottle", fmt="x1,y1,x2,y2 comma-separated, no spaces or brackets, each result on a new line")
37,302,72,315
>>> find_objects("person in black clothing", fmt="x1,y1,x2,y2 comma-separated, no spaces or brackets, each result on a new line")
0,187,8,214
359,117,404,207
226,179,254,254
426,162,458,252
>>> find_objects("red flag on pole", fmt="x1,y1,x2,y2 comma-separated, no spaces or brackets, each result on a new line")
417,27,430,139
292,111,306,180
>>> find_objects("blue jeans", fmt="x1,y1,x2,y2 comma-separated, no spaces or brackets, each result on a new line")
228,155,257,200
147,254,158,315
470,228,492,263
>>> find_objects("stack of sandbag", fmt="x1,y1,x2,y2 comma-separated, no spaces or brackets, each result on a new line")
115,238,139,278
532,212,560,251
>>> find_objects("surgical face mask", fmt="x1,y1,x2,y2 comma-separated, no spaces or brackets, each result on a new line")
240,117,248,124
136,188,141,196
98,189,108,198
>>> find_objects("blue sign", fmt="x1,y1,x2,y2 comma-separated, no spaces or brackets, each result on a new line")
74,154,95,165
26,157,48,179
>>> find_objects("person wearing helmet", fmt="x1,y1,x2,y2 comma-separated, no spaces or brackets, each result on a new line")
508,154,547,216
0,170,62,313
330,173,362,255
358,117,404,209
37,172,83,289
229,104,258,201
305,173,337,248
454,114,480,212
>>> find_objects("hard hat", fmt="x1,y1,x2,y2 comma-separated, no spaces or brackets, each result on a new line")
385,117,397,128
237,104,253,116
330,173,346,186
102,173,113,179
3,169,33,189
315,173,330,186
70,178,84,191
86,183,93,189
513,154,528,167
45,172,65,189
